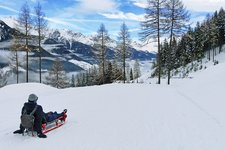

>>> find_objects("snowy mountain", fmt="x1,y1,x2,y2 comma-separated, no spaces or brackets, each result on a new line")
0,19,17,42
47,29,94,46
0,16,18,29
45,28,156,61
1,50,225,149
0,18,155,75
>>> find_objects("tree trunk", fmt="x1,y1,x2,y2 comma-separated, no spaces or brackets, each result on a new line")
16,51,19,84
39,27,42,83
26,24,29,83
157,2,161,84
168,13,174,85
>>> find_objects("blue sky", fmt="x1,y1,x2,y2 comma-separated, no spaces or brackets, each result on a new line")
0,0,224,41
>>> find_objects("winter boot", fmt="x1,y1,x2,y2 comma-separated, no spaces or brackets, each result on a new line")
13,129,23,134
63,109,67,113
38,132,47,138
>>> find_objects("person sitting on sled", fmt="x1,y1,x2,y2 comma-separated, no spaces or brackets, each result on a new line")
13,94,66,138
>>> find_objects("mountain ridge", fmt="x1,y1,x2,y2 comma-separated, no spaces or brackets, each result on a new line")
0,17,155,77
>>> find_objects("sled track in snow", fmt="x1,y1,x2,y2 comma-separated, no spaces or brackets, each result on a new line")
176,89,222,127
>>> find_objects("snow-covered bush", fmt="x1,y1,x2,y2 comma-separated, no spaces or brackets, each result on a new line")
0,69,7,88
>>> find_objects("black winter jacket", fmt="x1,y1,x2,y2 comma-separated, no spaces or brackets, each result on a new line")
21,102,46,133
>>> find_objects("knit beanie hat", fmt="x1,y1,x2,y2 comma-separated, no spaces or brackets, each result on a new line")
28,94,38,103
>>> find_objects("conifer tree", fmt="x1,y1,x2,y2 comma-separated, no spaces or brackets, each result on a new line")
111,59,123,81
202,14,218,61
161,39,169,69
133,60,141,80
217,8,225,53
89,66,98,85
34,2,47,83
93,23,110,84
130,68,133,81
105,61,113,84
210,16,219,62
10,33,21,84
0,69,7,88
18,2,32,82
75,73,82,87
71,74,75,87
117,22,131,83
45,58,69,88
125,63,130,82
185,27,195,64
140,0,167,84
193,22,204,61
165,0,190,84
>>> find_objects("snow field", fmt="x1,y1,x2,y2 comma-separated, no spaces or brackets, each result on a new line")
1,52,225,149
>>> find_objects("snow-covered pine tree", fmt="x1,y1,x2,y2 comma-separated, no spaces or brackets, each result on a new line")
130,68,133,81
75,73,82,87
71,74,75,87
160,39,169,72
133,60,141,82
202,14,218,62
184,27,195,66
111,59,123,81
88,66,99,85
10,32,22,84
176,36,187,67
193,22,204,62
216,8,225,53
45,58,69,88
210,15,219,62
105,61,113,84
126,63,130,83
166,37,178,74
8,50,18,83
0,69,7,88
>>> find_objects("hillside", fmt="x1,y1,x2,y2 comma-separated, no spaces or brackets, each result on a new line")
0,50,225,150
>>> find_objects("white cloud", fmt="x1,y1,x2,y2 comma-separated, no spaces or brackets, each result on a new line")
101,11,144,21
132,0,225,12
183,0,225,12
54,0,119,19
29,0,46,3
76,0,118,13
131,0,147,8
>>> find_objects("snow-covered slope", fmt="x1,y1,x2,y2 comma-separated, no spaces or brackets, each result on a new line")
1,50,225,149
138,49,225,84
